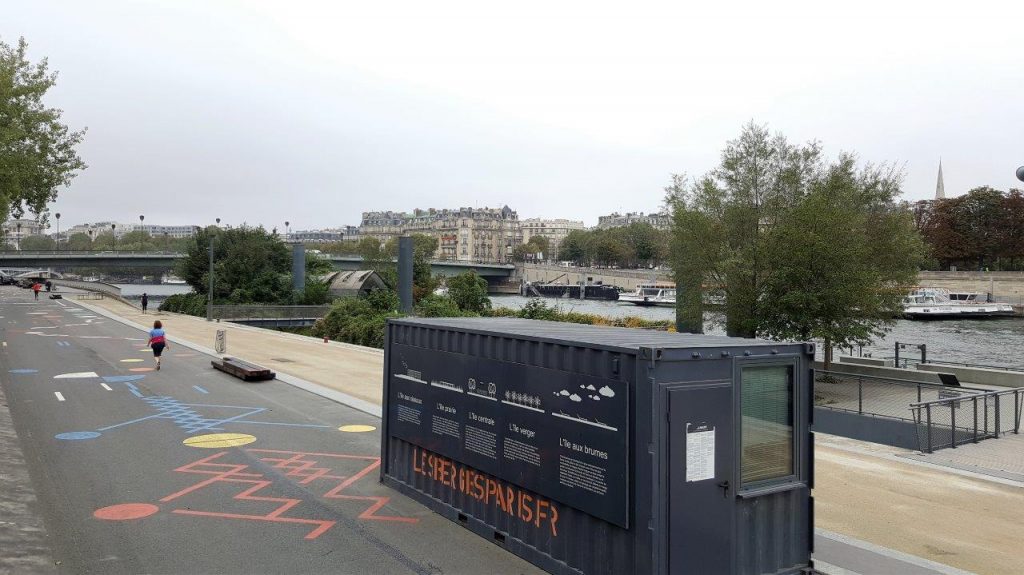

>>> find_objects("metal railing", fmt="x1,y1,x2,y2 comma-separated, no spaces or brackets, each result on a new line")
209,305,331,321
909,389,1023,453
814,370,987,423
922,359,1024,373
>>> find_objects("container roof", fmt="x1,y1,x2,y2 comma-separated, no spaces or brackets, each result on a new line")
392,317,795,350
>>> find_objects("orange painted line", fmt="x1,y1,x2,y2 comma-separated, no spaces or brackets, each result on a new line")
171,509,336,540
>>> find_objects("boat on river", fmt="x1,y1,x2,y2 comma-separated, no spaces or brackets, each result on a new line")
619,283,676,307
903,288,1015,320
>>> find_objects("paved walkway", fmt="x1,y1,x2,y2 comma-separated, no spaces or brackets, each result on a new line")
73,295,1024,575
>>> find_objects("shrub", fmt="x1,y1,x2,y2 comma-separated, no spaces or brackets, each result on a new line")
158,292,208,316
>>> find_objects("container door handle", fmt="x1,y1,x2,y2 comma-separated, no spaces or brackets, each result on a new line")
717,480,730,498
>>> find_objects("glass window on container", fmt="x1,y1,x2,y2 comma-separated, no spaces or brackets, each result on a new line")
740,365,794,485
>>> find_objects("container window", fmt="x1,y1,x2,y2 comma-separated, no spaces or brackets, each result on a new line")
740,365,794,485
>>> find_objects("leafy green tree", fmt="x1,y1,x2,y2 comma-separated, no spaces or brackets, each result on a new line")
19,235,55,250
446,270,491,313
120,230,153,251
91,232,115,250
559,230,588,264
757,156,923,366
0,38,87,223
66,232,92,250
177,225,291,303
668,123,922,360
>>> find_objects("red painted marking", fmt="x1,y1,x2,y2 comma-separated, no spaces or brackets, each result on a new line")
152,449,417,539
94,503,160,520
129,367,155,372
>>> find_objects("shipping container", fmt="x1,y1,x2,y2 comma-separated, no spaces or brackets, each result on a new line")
381,317,814,575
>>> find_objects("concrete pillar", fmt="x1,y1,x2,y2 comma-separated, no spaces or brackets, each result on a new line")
399,236,413,314
292,243,305,292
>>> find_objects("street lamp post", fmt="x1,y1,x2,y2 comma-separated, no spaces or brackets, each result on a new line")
112,224,117,252
139,215,145,251
55,212,61,250
285,221,290,242
207,218,220,321
16,223,21,251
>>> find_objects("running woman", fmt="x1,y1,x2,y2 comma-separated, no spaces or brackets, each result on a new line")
148,320,169,370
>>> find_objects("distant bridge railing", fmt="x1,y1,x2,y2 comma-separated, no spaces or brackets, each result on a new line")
209,305,332,321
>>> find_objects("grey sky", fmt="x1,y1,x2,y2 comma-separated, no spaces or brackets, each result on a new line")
6,1,1024,230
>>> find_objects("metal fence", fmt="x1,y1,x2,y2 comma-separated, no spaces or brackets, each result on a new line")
923,359,1024,373
814,370,987,423
909,389,1023,453
209,305,331,321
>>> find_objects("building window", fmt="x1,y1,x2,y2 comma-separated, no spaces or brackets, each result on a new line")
740,364,794,485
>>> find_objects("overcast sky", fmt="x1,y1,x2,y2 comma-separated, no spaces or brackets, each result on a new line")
5,1,1024,230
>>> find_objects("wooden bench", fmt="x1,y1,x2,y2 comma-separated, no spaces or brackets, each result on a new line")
212,357,276,381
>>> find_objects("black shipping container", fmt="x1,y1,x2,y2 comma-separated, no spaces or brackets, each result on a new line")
381,317,814,575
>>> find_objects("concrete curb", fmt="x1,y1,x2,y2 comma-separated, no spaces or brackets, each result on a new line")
816,529,977,575
71,299,384,419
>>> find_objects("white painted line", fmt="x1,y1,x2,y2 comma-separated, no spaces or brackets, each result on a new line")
55,300,67,307
1,342,5,347
54,372,99,379
100,383,113,391
55,392,65,401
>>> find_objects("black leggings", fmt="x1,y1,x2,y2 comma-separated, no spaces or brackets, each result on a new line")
152,343,166,357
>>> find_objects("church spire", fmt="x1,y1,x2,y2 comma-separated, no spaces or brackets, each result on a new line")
935,160,945,200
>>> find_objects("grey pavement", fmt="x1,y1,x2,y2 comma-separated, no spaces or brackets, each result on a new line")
0,286,541,575
897,432,1024,483
0,373,55,575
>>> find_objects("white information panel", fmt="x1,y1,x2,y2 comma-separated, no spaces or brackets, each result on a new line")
685,423,715,482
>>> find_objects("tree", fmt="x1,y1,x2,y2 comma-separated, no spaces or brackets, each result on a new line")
0,38,86,223
668,123,923,361
757,156,923,367
447,270,491,313
177,225,291,303
120,230,153,251
559,230,588,264
66,232,92,251
18,235,55,250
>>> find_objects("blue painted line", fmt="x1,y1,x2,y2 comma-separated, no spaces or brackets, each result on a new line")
184,407,267,434
231,420,332,429
55,431,101,440
124,382,144,398
97,414,162,431
192,385,209,394
102,375,146,383
8,369,38,374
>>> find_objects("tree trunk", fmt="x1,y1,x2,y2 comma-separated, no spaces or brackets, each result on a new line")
823,337,833,371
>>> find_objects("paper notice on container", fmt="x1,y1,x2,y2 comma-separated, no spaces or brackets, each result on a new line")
686,423,715,482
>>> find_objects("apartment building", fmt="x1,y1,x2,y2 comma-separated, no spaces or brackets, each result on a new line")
520,218,585,260
359,206,521,263
596,211,672,230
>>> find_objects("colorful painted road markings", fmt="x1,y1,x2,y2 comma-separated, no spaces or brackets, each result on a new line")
174,353,197,358
129,367,155,372
192,385,209,394
120,359,145,363
123,449,419,539
93,503,159,520
55,431,101,440
56,341,71,348
338,424,377,433
54,392,65,401
182,433,257,448
54,371,99,379
8,368,38,374
102,375,146,383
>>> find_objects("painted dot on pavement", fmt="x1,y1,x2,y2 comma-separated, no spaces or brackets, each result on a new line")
129,368,155,372
94,503,159,520
338,424,377,433
8,369,38,374
120,359,145,363
183,433,257,448
56,431,101,440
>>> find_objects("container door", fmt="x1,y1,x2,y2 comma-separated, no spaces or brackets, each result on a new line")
667,382,734,575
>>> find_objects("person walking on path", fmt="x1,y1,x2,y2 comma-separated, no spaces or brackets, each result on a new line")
32,282,41,301
141,293,149,314
148,320,169,370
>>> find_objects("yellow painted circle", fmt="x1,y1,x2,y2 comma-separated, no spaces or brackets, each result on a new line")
182,433,257,448
338,424,377,433
120,359,145,363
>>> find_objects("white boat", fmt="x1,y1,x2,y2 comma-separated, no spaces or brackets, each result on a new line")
902,288,1015,320
619,283,676,307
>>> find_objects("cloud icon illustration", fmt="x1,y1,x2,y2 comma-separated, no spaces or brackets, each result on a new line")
569,394,582,402
559,390,570,396
598,386,615,398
